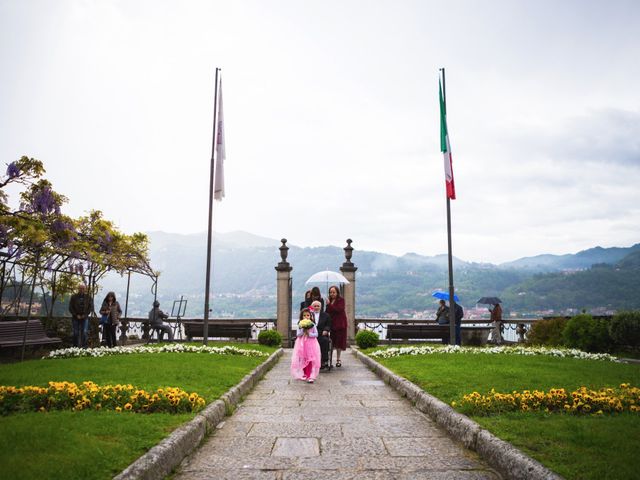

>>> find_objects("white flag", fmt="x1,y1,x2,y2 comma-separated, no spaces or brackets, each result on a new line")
214,81,225,201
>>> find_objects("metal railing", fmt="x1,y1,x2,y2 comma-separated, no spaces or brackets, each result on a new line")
356,317,541,343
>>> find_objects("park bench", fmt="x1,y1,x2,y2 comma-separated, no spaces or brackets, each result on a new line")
386,323,450,344
0,320,62,348
182,321,252,342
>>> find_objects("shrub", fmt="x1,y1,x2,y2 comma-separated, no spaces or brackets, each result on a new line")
563,314,613,353
355,330,379,349
609,311,640,348
526,317,568,346
258,329,282,346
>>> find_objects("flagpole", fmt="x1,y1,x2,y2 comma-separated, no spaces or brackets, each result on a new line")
203,67,220,345
440,67,457,345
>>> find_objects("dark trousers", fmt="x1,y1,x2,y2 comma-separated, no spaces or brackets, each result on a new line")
440,323,462,345
104,324,118,347
72,318,88,348
153,324,174,342
318,334,330,365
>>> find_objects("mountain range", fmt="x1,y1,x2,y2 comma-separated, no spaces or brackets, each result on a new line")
100,231,640,318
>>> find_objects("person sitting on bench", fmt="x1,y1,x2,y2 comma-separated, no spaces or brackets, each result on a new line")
310,300,331,369
148,301,173,342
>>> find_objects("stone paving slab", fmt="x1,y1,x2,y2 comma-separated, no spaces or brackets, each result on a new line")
174,349,500,479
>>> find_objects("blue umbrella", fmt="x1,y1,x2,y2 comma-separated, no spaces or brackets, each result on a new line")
432,291,460,302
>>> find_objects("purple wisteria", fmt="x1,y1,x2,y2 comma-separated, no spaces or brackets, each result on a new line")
6,162,20,179
30,187,60,215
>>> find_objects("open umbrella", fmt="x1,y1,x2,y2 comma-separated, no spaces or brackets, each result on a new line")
305,270,350,293
431,291,460,302
477,297,502,305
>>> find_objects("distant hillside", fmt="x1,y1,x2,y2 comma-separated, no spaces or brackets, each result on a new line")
502,249,640,311
499,244,640,271
98,231,640,317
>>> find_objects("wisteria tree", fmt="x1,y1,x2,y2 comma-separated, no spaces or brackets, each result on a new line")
1,157,154,318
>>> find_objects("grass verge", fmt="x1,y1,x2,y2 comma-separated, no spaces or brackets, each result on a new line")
0,343,276,480
367,348,640,480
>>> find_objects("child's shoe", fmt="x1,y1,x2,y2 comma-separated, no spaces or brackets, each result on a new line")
307,378,314,383
301,376,308,381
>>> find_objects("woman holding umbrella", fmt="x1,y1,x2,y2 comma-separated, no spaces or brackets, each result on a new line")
489,302,503,344
478,297,503,345
326,285,347,367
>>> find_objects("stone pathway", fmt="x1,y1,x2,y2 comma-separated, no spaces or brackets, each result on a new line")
174,349,500,479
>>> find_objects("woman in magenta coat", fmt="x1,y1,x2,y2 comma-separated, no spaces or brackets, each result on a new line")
326,285,348,367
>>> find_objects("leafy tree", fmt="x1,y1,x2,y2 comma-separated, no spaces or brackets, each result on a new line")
1,157,154,318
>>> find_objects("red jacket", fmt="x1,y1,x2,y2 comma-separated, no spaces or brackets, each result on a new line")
326,297,347,330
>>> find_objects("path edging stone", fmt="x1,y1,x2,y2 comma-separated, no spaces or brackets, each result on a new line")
353,348,563,480
114,348,284,480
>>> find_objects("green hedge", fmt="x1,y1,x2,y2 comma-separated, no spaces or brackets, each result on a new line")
526,317,568,346
257,330,282,347
562,314,613,353
609,311,640,347
355,330,379,349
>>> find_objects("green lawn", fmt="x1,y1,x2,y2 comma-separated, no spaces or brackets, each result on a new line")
0,343,276,480
369,349,640,480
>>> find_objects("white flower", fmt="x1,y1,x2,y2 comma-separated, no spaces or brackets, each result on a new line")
44,344,268,360
368,344,618,362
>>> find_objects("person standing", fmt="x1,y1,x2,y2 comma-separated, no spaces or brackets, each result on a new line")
435,300,450,344
300,290,312,311
326,285,347,367
68,284,93,348
436,300,449,324
148,300,174,342
99,292,122,348
454,302,464,346
310,300,332,369
309,287,325,312
489,303,503,344
290,308,321,383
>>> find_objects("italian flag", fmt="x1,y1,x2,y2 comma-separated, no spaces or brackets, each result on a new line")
439,80,456,200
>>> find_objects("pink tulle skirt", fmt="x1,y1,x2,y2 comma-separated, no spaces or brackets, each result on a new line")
290,335,321,380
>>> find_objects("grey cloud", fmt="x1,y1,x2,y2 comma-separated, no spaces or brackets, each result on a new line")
510,108,640,167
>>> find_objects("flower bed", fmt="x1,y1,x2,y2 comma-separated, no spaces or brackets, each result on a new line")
456,383,640,415
368,344,619,361
0,380,206,415
45,344,268,359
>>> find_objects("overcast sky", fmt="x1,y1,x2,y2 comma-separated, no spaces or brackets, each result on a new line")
2,0,639,264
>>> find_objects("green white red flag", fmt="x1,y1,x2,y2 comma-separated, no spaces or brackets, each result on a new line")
439,80,456,200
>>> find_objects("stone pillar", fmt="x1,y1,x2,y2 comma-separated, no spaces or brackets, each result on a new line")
340,239,358,344
275,239,293,348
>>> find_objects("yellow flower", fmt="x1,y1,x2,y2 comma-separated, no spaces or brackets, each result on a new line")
124,403,133,411
115,406,122,412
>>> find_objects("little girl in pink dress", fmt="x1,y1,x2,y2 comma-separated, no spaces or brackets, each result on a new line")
290,308,321,383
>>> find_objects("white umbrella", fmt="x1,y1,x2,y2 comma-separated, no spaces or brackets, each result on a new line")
305,270,350,293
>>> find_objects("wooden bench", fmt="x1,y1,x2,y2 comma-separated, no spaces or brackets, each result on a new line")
386,324,450,344
182,321,252,342
0,320,62,348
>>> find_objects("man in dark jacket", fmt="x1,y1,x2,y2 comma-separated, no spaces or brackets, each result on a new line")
311,300,332,369
454,303,464,346
68,284,94,348
148,300,174,342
